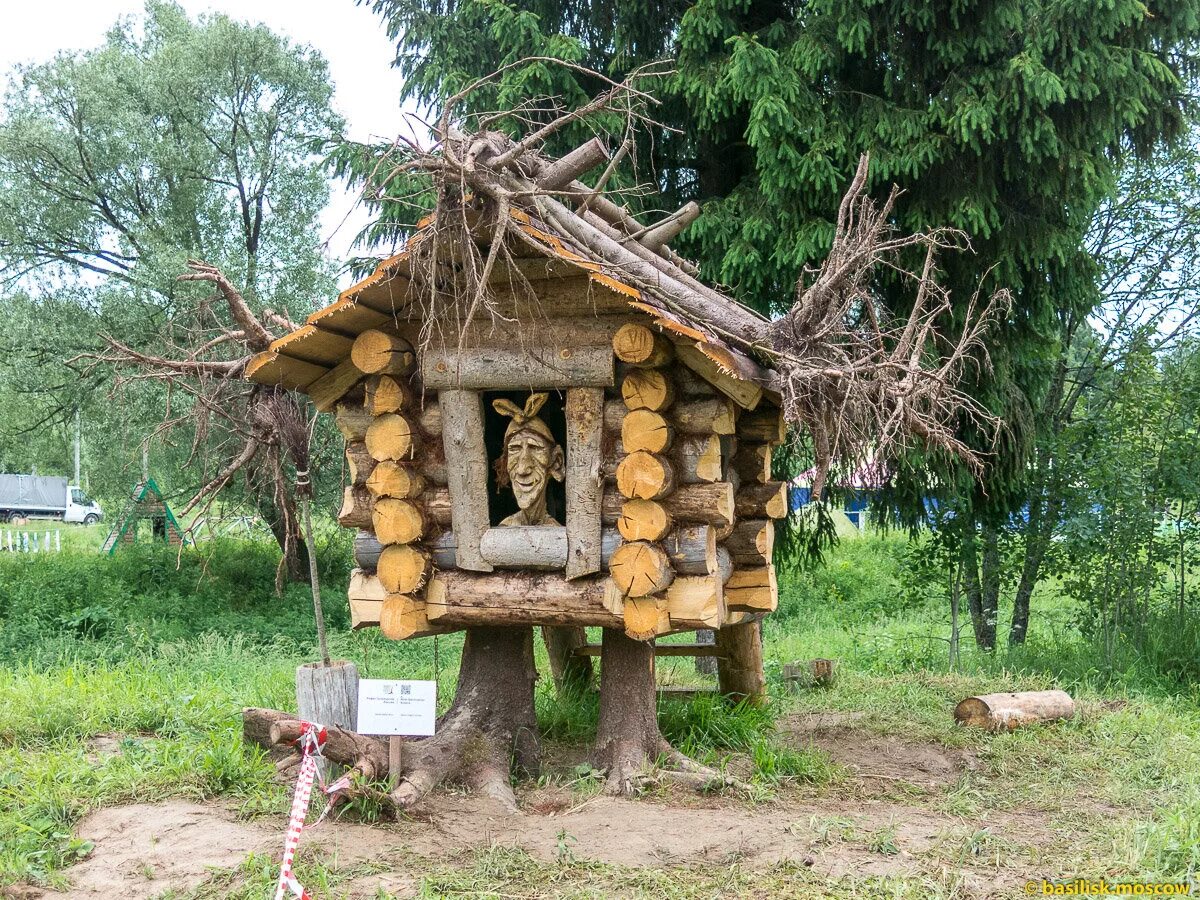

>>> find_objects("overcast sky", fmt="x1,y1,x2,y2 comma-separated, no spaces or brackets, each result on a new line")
0,0,415,285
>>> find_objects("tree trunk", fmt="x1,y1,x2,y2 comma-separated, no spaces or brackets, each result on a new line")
1010,475,1062,646
592,628,738,795
391,626,538,811
256,488,307,584
961,530,995,651
593,628,666,795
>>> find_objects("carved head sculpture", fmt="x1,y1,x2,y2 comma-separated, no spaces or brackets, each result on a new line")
493,392,565,526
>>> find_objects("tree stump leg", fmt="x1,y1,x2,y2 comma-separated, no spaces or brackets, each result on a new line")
716,622,766,704
391,626,538,812
592,628,742,796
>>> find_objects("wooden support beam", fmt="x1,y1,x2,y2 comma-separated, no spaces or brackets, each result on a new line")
564,387,604,579
308,358,364,412
716,622,766,703
439,389,492,572
422,346,613,389
425,571,624,627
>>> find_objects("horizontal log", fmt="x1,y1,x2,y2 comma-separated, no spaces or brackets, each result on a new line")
353,530,382,570
954,691,1076,732
421,346,614,389
612,322,673,367
349,597,383,629
739,405,786,444
621,408,673,454
372,497,425,544
665,574,724,629
380,593,449,640
366,374,412,415
724,519,773,566
365,413,417,462
609,540,674,597
425,571,624,628
674,397,737,435
604,481,734,528
352,330,415,376
573,643,727,658
616,451,675,500
621,368,674,411
335,403,374,442
480,525,568,569
671,434,723,484
378,544,432,594
735,481,789,519
662,524,717,576
732,442,772,484
416,401,442,437
338,485,373,529
724,565,777,613
366,461,426,499
348,568,387,603
616,499,673,541
345,442,375,486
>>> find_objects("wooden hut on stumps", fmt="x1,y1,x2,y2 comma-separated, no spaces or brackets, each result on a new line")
241,108,999,805
246,188,784,686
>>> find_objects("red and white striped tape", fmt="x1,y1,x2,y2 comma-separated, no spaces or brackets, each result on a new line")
273,721,326,900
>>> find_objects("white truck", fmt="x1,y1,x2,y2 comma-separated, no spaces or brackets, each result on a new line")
0,474,103,524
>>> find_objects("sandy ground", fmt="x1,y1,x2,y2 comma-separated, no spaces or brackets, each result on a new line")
8,715,1089,899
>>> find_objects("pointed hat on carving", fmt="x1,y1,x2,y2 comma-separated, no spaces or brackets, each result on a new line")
494,392,555,444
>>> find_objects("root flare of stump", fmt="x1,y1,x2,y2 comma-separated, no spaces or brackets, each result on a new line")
243,626,539,815
590,627,744,796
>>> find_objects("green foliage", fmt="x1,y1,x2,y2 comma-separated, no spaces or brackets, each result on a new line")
362,0,1198,523
0,1,344,511
0,539,353,665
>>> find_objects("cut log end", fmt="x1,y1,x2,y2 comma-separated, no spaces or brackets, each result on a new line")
609,540,674,598
616,451,676,500
617,499,673,542
352,330,415,376
613,323,673,367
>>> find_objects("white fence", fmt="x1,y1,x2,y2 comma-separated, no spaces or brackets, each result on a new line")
1,530,62,553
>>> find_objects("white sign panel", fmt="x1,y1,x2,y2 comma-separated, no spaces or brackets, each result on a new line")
356,679,437,736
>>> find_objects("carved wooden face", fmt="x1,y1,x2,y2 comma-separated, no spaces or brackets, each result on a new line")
505,430,565,513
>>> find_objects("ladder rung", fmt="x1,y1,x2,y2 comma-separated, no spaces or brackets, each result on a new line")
573,643,725,658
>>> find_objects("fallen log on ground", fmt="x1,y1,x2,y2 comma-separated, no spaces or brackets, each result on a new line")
953,690,1076,731
242,707,391,781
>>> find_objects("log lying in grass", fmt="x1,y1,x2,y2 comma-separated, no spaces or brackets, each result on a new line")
243,707,389,781
953,690,1076,731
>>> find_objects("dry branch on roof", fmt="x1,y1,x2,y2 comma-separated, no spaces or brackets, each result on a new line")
359,59,1008,490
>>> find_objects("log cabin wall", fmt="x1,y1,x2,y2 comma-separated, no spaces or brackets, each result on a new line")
340,311,787,649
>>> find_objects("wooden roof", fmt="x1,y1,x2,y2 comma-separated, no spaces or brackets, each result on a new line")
246,207,777,399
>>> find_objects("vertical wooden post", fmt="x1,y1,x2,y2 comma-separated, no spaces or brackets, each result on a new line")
564,386,605,579
715,622,766,704
439,389,493,572
388,735,403,785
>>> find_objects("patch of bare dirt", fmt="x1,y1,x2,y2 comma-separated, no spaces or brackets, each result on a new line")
16,722,1089,899
781,711,981,789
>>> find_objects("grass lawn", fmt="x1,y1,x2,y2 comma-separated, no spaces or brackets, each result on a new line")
0,533,1197,898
